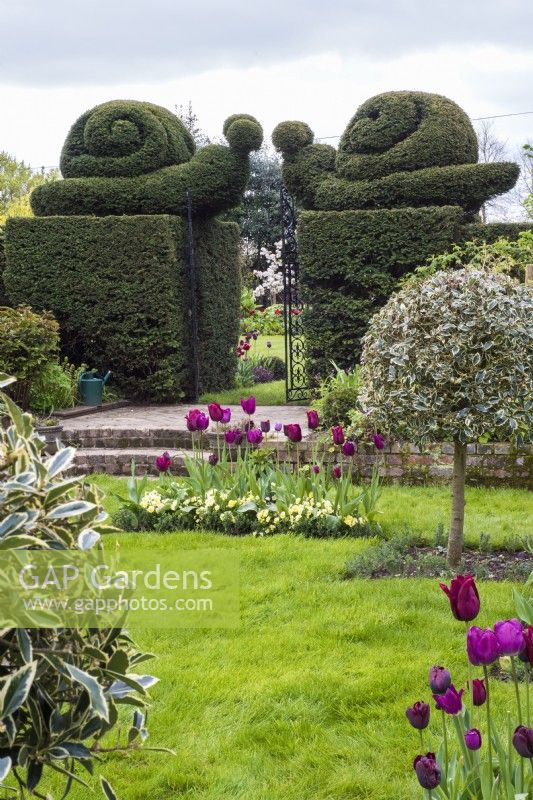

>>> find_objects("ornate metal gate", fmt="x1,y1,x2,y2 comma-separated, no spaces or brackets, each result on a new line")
280,186,308,402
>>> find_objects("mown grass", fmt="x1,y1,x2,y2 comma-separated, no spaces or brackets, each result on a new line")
92,474,533,549
43,480,531,799
44,530,525,800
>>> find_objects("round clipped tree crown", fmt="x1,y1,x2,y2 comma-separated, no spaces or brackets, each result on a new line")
272,120,314,156
223,114,263,154
360,268,533,444
337,91,479,181
60,99,196,178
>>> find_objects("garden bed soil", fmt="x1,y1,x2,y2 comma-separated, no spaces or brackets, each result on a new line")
380,545,532,580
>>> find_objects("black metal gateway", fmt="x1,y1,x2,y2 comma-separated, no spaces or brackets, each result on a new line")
280,185,309,403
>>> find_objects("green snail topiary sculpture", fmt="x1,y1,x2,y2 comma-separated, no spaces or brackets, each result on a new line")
272,91,522,380
32,100,263,217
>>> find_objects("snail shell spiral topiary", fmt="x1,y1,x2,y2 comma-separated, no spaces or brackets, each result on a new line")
32,99,263,217
273,90,519,217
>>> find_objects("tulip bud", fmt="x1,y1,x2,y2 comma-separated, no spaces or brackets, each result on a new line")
274,422,282,432
467,627,499,666
312,465,320,474
342,441,355,457
208,453,218,466
429,666,451,695
414,753,440,790
332,465,342,479
494,619,525,657
433,684,464,715
406,701,430,730
464,728,482,751
331,426,345,445
513,726,533,758
260,420,271,433
440,575,480,622
470,678,486,706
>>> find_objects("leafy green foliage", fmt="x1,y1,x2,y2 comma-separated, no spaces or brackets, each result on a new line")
30,101,262,218
5,216,240,401
0,375,161,797
314,364,362,429
0,151,59,224
28,358,86,414
298,206,464,380
360,268,533,445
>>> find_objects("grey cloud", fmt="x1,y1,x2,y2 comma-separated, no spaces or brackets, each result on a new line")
0,0,532,86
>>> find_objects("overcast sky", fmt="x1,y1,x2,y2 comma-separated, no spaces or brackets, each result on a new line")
0,0,532,175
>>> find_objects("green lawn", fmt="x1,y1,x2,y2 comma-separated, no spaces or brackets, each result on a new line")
45,480,531,800
200,334,287,406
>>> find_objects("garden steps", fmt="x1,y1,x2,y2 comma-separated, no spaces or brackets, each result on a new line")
71,447,209,476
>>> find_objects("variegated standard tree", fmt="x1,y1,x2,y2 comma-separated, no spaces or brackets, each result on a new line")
360,268,533,567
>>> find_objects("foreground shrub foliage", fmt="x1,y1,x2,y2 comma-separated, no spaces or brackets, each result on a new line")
0,374,161,798
360,268,533,566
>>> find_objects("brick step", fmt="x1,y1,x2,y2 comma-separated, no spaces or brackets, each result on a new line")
62,427,307,450
72,447,207,476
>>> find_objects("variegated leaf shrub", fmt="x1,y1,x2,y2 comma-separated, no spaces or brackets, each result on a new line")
360,268,533,566
0,374,163,799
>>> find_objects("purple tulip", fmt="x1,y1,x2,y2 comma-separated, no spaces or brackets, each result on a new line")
312,464,320,474
429,666,451,695
332,464,342,479
414,753,440,790
208,453,218,466
208,403,224,422
513,726,533,758
221,407,232,424
285,423,302,443
224,429,238,445
241,396,256,416
196,412,209,431
274,422,283,433
372,432,385,450
260,420,271,433
342,440,355,457
470,678,486,706
331,426,345,445
494,619,524,657
185,409,203,432
433,684,464,715
465,728,482,751
306,410,320,430
467,626,500,666
155,452,172,472
247,428,263,446
406,701,430,730
440,575,480,622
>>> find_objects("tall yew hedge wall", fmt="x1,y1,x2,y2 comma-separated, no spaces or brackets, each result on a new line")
4,216,240,401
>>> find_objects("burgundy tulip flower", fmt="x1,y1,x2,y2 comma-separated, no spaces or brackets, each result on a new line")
155,452,172,472
224,429,238,445
514,726,533,758
185,409,203,432
312,464,320,474
494,619,525,657
406,701,430,730
221,407,232,424
274,422,283,432
433,684,464,715
429,666,451,695
439,575,480,622
208,403,224,422
243,342,251,351
521,626,533,665
342,441,355,457
332,464,342,479
195,412,209,431
464,729,482,751
331,426,345,445
414,753,441,790
467,626,500,666
285,423,302,443
260,420,271,433
372,432,385,450
241,396,256,416
306,410,320,430
469,678,486,706
208,453,218,466
247,428,263,445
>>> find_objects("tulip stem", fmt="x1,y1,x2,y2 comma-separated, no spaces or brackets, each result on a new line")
526,667,531,727
419,729,424,752
483,666,493,779
511,657,523,725
441,709,448,782
466,622,474,715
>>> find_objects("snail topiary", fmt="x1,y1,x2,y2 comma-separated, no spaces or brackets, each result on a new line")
272,90,524,380
32,100,263,218
6,100,263,400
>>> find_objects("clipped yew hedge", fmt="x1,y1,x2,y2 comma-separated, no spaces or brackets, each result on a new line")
4,215,240,401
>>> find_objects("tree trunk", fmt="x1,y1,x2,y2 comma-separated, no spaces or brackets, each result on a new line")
447,441,467,568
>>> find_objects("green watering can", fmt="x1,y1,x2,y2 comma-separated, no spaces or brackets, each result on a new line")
79,371,112,407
